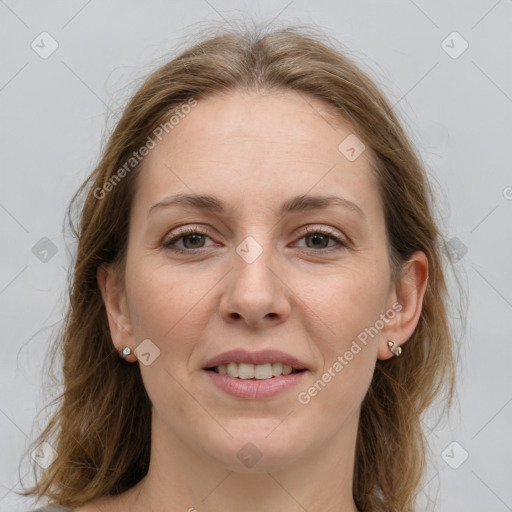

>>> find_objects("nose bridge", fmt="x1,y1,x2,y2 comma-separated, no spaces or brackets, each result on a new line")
235,234,275,288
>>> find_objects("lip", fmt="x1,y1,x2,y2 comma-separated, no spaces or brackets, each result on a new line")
203,349,309,370
203,369,307,399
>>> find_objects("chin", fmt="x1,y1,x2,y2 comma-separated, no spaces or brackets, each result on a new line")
203,429,306,473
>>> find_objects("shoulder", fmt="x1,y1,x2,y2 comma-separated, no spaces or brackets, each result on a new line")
28,488,135,512
28,507,73,512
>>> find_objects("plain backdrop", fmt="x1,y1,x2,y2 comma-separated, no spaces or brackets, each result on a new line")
1,1,511,511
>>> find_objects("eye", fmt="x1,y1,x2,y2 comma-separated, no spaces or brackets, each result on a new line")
162,225,347,255
294,226,347,251
163,227,216,253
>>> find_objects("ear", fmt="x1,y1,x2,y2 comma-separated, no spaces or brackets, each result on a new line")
97,263,134,353
377,251,429,360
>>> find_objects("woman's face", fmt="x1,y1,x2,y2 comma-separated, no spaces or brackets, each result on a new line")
104,90,419,472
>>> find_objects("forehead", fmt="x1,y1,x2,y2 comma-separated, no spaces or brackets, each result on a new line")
133,89,380,218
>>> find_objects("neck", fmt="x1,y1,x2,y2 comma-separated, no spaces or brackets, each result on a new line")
127,410,360,512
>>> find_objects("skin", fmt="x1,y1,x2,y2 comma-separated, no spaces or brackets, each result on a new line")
86,89,428,512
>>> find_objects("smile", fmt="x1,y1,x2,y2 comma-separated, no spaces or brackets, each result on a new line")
208,362,303,380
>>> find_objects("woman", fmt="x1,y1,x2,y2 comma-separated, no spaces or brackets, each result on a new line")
22,24,455,512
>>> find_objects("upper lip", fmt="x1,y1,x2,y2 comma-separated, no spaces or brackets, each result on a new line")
203,349,309,370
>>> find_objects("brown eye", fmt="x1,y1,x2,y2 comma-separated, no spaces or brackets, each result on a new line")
163,228,215,253
293,227,347,252
305,233,330,249
182,233,206,249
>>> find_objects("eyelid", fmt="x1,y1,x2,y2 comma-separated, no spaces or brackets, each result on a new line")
297,224,345,239
163,224,212,240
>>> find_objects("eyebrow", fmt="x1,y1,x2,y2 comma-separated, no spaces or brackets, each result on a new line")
148,193,365,218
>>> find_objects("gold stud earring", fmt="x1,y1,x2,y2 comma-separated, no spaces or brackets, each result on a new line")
387,340,402,357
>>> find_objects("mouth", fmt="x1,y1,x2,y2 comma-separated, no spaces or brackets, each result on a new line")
203,364,307,400
205,362,305,380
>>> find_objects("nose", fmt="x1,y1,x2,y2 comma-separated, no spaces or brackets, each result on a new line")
218,240,291,329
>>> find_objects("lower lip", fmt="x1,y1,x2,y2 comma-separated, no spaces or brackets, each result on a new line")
203,369,307,399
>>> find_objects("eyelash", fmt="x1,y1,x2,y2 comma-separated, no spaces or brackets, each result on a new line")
162,226,347,254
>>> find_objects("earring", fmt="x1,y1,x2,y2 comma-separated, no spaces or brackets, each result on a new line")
387,340,402,357
119,347,137,363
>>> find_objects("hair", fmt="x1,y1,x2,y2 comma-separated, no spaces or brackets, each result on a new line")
20,22,456,512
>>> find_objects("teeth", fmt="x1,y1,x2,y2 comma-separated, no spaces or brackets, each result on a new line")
238,363,255,379
226,363,238,378
255,363,273,380
271,362,283,377
214,362,298,379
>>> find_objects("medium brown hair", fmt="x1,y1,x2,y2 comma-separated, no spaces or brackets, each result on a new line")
21,23,456,511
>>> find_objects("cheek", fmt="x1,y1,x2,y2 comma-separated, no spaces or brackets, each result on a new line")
297,352,375,446
305,261,390,346
124,260,210,348
296,269,385,423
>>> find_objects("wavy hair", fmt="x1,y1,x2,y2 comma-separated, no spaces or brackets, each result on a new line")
20,23,456,512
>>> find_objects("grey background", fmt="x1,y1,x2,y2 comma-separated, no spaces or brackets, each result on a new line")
1,1,511,511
